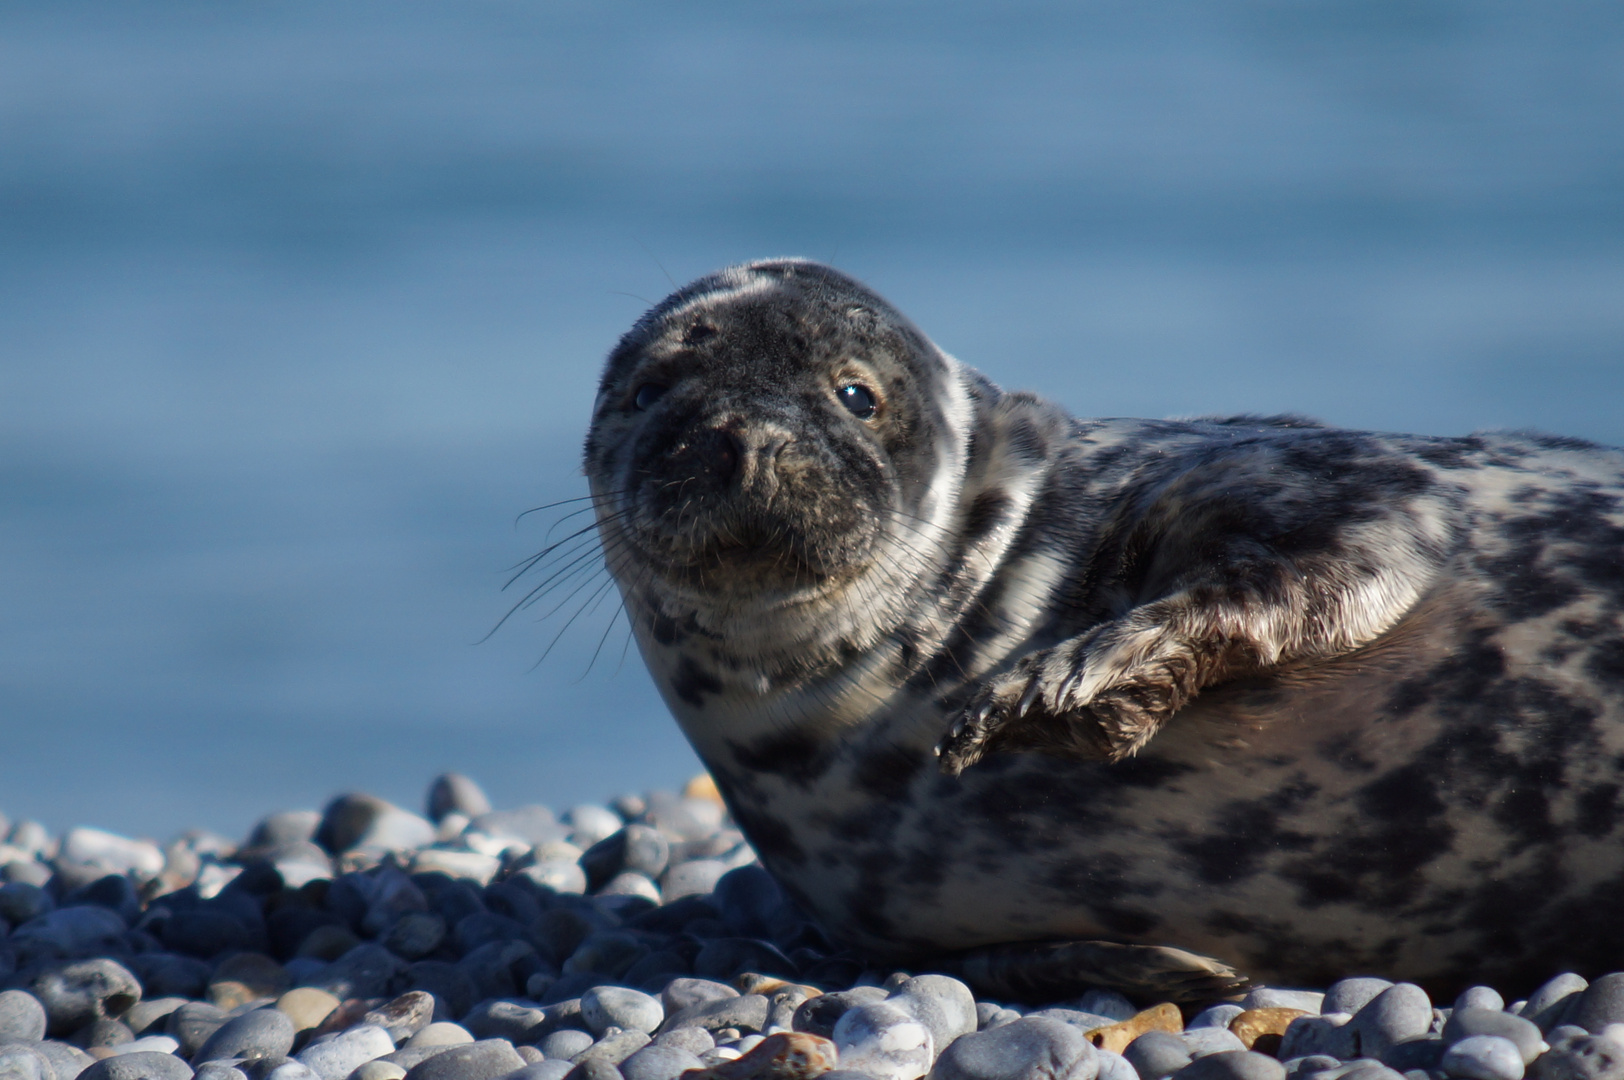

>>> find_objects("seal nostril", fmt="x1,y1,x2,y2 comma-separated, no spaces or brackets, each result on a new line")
714,430,742,479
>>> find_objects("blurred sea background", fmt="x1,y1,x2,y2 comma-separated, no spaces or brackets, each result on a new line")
2,1,1621,841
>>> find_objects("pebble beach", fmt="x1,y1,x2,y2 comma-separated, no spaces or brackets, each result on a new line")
2,773,1621,1080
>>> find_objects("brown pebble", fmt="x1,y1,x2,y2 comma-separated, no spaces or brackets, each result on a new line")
733,974,821,998
684,774,724,806
1085,1003,1184,1054
277,987,343,1033
1229,1007,1309,1055
680,1032,837,1080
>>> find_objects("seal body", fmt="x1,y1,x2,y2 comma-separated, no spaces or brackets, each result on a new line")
582,259,1624,997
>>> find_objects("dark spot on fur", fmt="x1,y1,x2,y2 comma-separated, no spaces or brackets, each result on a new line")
1576,783,1621,838
1006,416,1050,462
1590,640,1624,684
651,612,683,646
853,743,924,800
729,728,833,786
1412,437,1485,470
1094,905,1160,936
671,656,722,706
963,491,1012,545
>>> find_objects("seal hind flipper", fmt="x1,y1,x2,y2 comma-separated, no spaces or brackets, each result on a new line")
942,939,1249,1004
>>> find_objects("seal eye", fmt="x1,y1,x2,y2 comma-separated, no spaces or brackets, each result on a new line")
837,383,878,420
632,383,668,411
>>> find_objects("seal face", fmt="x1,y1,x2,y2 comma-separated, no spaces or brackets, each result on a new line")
583,258,1624,998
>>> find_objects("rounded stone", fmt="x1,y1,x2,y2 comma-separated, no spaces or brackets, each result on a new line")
517,862,587,896
1567,976,1624,1035
353,1064,409,1080
1125,1032,1194,1080
616,1046,704,1080
401,1040,527,1080
405,1026,475,1050
1440,1035,1524,1080
1531,1035,1624,1080
1443,1010,1543,1065
1278,1015,1356,1062
542,1030,595,1059
1189,1007,1246,1032
1455,990,1506,1015
581,989,665,1038
658,862,728,903
32,959,143,1036
889,975,978,1052
652,1029,713,1056
574,1032,651,1068
661,979,738,1016
1353,986,1434,1060
657,995,769,1037
508,1065,574,1080
362,994,436,1044
1326,981,1398,1018
315,795,435,855
934,1015,1099,1080
831,1002,933,1080
1527,977,1590,1033
1243,992,1325,1015
561,1061,622,1080
169,1001,232,1058
564,807,624,850
194,1007,297,1064
195,1064,250,1080
295,1025,395,1080
597,875,661,906
1176,1053,1287,1080
78,1051,196,1080
275,989,341,1035
0,1045,54,1080
427,776,493,824
0,989,48,1042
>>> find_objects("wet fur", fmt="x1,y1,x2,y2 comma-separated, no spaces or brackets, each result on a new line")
583,259,1624,998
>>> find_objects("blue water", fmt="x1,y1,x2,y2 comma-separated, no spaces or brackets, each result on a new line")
2,1,1621,840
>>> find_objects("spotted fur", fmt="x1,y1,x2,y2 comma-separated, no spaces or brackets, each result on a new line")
583,259,1624,999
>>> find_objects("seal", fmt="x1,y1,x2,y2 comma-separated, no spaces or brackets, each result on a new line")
581,258,1624,1001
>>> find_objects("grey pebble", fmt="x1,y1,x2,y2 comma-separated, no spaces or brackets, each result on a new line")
294,1024,394,1080
657,980,736,1017
0,990,48,1043
1177,1052,1288,1080
427,775,492,824
832,1001,933,1080
195,1065,251,1080
405,1026,475,1050
1098,1051,1139,1080
362,994,436,1046
657,863,728,904
12,907,128,958
194,1008,296,1064
1455,991,1506,1015
1532,1035,1624,1080
656,996,768,1037
462,1003,546,1046
124,1000,188,1038
1245,991,1327,1015
0,1045,56,1080
1527,978,1590,1034
1567,977,1624,1036
352,1063,408,1080
1126,1032,1194,1080
78,1052,195,1080
790,988,887,1039
306,945,407,1003
615,1046,703,1080
573,1032,650,1068
404,1042,527,1080
0,882,53,924
1327,982,1398,1019
503,1065,574,1080
1189,1007,1247,1031
31,1039,96,1080
262,1062,322,1080
933,1015,1099,1080
31,960,143,1037
71,1019,133,1051
1183,1030,1249,1058
383,1048,458,1072
1443,1010,1544,1065
1280,1015,1357,1062
170,1003,231,1059
650,1029,712,1057
1439,1036,1524,1080
542,1031,594,1059
384,915,447,962
561,1061,622,1080
1380,1038,1444,1072
1075,992,1137,1023
580,990,663,1038
889,975,978,1054
1354,985,1434,1060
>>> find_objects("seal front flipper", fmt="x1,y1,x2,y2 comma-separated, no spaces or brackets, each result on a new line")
942,939,1248,1004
